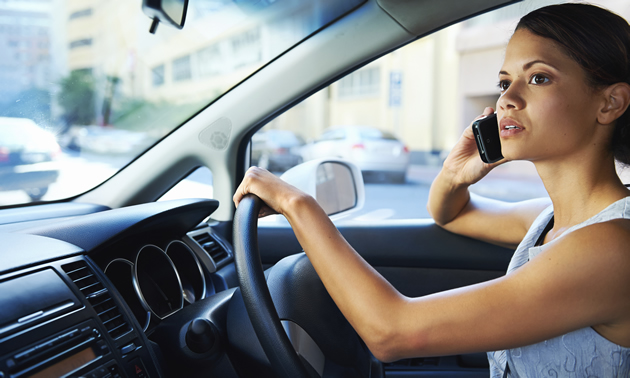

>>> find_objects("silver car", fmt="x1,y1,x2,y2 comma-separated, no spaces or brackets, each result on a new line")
302,126,410,182
251,129,304,172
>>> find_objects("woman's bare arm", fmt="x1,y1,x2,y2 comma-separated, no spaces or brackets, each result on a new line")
234,171,630,361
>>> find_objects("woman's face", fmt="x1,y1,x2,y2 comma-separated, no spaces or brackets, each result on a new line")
496,28,606,163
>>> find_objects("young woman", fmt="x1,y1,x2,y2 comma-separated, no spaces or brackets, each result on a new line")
234,4,630,376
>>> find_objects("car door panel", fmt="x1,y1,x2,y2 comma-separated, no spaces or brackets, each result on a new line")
258,220,512,271
258,221,511,297
257,220,512,376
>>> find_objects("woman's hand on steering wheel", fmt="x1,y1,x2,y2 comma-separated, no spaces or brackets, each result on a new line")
233,166,308,218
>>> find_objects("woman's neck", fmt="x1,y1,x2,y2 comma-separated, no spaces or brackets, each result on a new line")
535,155,630,236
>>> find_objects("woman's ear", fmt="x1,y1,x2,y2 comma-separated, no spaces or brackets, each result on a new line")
598,83,630,125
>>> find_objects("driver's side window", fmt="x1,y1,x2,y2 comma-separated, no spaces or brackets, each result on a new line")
249,2,568,222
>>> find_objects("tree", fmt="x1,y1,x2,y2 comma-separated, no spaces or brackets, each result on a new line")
58,70,96,126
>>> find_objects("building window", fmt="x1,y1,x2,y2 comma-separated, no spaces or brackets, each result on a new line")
172,55,191,81
152,65,165,86
69,38,92,49
338,67,380,99
197,45,222,77
69,9,93,20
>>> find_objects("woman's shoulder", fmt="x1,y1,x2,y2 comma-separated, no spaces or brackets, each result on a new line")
549,219,630,285
581,217,630,249
559,218,630,256
558,219,630,342
519,219,630,335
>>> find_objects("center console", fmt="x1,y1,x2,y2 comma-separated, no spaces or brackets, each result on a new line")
0,256,161,378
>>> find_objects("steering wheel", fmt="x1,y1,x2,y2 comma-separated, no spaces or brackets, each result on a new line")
233,194,311,377
232,194,383,378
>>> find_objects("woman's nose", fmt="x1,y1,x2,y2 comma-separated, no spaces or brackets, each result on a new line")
497,81,525,111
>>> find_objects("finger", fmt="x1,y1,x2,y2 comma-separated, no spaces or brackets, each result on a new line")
233,179,247,208
488,156,509,168
258,204,278,218
464,106,497,138
469,107,496,125
233,167,258,207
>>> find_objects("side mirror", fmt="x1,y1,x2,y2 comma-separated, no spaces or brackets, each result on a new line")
280,159,365,220
142,0,188,34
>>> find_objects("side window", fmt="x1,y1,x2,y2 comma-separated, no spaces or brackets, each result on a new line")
158,166,213,202
250,2,603,221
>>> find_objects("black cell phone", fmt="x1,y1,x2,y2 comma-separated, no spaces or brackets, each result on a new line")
472,113,503,163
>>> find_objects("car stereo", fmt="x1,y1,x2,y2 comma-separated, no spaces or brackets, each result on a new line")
0,257,160,378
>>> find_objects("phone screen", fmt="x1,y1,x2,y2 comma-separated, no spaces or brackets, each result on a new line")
472,113,503,163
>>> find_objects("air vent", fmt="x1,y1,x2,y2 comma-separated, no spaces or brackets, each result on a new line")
62,260,131,340
194,232,228,263
62,260,104,297
184,227,233,272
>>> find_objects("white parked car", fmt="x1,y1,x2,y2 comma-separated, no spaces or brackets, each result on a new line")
0,117,60,200
302,126,410,182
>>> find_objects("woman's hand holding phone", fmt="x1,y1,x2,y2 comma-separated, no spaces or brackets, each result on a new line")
442,107,505,186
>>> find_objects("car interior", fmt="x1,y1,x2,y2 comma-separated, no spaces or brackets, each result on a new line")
0,0,553,377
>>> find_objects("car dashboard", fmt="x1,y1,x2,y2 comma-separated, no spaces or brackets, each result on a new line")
0,198,238,378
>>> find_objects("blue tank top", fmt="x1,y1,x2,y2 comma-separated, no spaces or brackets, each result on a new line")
487,196,630,377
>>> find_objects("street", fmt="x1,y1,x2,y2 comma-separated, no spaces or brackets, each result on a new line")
353,163,548,221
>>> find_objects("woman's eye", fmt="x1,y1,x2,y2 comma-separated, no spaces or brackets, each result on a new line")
529,74,549,85
498,80,510,91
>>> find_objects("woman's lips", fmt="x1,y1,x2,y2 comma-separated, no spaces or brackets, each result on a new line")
500,117,524,137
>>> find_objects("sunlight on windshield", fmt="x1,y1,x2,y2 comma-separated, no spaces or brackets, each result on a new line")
0,0,363,206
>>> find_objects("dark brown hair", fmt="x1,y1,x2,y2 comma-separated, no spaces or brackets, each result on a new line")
516,3,630,164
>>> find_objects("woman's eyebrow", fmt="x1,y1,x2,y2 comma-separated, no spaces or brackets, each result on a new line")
499,59,559,76
523,59,558,71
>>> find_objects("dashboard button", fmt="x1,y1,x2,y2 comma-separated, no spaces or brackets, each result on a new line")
128,358,148,378
109,363,122,378
97,340,109,354
95,366,109,377
5,359,15,370
120,342,136,355
66,329,80,338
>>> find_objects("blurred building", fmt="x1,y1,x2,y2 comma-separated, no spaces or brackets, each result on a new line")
269,0,630,168
267,22,462,164
65,0,143,125
139,0,334,104
57,0,630,163
0,0,54,101
61,0,336,130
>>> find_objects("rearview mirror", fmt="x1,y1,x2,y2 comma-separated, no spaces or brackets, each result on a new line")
280,159,365,219
143,0,188,34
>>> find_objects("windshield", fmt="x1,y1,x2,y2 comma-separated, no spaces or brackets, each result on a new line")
0,0,363,206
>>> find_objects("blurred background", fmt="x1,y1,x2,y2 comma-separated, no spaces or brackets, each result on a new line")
2,0,629,220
